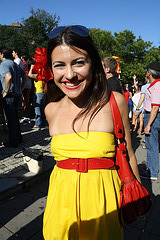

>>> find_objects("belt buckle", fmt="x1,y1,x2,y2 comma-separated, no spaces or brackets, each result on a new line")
76,158,88,173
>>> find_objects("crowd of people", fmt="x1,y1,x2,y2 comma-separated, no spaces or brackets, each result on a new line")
122,76,145,134
0,47,28,147
101,56,152,138
0,47,52,147
0,25,160,239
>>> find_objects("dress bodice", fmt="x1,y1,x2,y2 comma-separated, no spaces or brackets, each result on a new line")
51,131,115,161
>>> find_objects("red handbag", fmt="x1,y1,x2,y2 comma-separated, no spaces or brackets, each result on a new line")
109,92,152,224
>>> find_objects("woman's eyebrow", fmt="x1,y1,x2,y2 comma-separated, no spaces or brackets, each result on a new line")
52,57,88,64
72,57,90,62
52,61,64,65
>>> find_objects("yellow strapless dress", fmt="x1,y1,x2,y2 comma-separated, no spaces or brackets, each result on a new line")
43,132,123,240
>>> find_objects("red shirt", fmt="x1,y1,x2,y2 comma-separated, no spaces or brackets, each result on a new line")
124,91,130,103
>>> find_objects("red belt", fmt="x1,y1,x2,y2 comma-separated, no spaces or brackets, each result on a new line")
56,158,115,173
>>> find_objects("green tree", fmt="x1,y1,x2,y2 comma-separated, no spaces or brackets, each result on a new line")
21,8,60,57
114,30,136,63
21,17,48,57
90,28,154,83
0,25,27,55
113,30,152,83
132,37,152,62
144,46,160,66
0,8,60,58
29,7,60,34
120,61,146,84
89,28,115,58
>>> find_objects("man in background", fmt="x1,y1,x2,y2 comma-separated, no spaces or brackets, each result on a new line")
135,76,150,113
12,48,24,69
102,56,122,93
0,46,28,147
140,62,160,180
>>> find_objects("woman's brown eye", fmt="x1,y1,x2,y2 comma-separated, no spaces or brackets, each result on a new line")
53,63,65,68
76,61,85,65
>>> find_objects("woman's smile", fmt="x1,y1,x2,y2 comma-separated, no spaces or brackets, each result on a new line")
62,80,83,89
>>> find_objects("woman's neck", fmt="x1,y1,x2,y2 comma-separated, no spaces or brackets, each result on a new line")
64,88,92,109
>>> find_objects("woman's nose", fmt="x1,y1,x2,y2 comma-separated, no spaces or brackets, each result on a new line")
64,65,76,80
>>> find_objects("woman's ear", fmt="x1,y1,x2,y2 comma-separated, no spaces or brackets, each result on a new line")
105,67,110,73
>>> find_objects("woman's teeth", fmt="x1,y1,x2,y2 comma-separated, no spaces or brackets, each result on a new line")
65,82,80,86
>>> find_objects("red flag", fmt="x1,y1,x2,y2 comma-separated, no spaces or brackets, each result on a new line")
32,48,53,83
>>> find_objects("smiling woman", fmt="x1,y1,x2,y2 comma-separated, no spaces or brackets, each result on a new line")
43,25,141,240
51,44,92,100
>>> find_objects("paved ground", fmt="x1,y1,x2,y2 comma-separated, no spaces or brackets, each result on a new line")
0,117,160,240
0,116,55,202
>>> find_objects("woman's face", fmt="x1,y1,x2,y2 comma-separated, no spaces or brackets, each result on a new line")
51,44,92,100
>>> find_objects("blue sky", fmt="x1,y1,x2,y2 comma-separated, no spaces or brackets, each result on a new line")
1,0,160,47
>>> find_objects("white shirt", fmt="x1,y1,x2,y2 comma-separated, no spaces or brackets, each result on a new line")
14,58,24,69
132,92,143,111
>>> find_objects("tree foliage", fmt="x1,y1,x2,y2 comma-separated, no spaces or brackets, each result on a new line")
20,8,60,57
28,7,60,35
21,17,48,57
89,28,115,58
90,28,159,84
144,46,160,65
0,8,60,58
0,25,27,54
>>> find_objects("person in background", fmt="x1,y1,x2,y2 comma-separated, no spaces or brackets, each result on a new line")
140,61,160,181
102,56,122,93
12,48,24,69
21,58,32,113
135,76,150,147
125,83,129,91
135,76,150,137
132,74,138,94
0,81,6,132
131,84,143,134
0,46,28,147
28,62,46,129
122,85,130,111
128,86,133,119
122,84,133,119
12,48,25,110
43,25,141,240
135,76,150,114
21,55,27,66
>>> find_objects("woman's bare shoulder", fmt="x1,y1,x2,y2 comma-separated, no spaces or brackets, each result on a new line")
45,101,59,109
45,101,61,118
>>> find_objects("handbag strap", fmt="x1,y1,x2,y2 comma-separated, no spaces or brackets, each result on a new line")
109,92,124,140
109,92,127,225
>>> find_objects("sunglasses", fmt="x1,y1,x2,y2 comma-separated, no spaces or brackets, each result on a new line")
49,25,89,39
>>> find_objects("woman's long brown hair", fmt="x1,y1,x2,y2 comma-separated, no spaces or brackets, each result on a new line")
47,26,109,132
